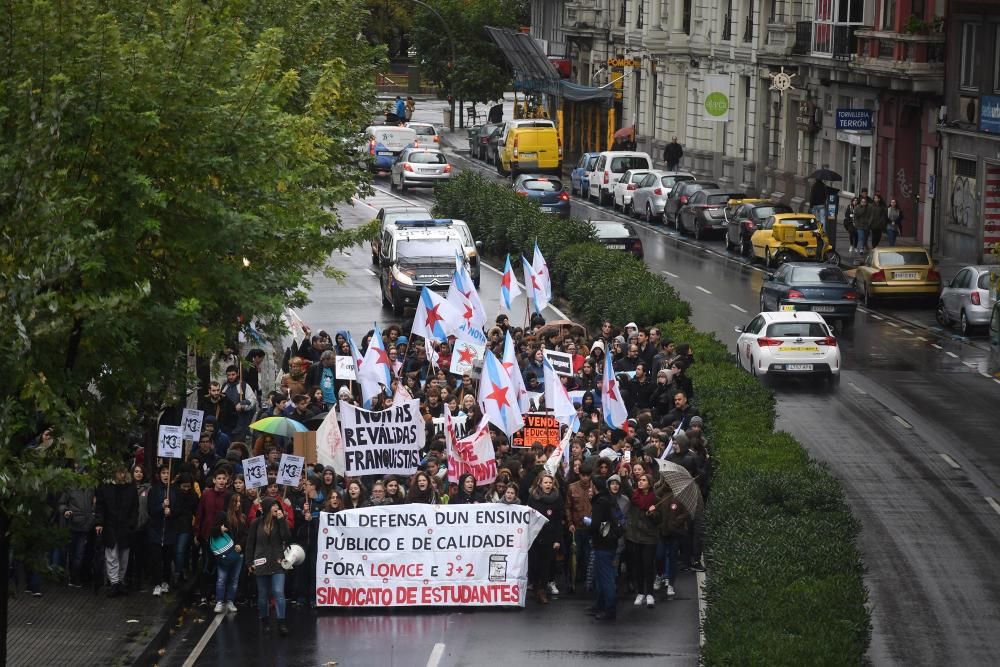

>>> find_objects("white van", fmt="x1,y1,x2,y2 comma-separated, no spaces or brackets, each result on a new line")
588,151,653,206
365,125,418,172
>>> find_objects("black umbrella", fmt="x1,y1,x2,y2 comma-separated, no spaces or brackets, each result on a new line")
304,412,329,429
809,168,842,181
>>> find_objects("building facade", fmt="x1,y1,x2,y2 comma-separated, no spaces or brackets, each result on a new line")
531,0,951,252
938,1,1000,263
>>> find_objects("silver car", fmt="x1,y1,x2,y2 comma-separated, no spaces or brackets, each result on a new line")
630,171,696,223
390,147,452,191
937,265,998,335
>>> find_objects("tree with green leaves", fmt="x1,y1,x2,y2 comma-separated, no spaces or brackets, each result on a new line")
409,0,523,121
0,1,379,659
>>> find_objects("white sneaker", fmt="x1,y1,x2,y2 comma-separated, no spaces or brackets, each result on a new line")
653,576,663,591
634,593,645,606
160,582,170,594
547,581,559,596
152,585,162,597
646,594,655,608
666,584,676,599
226,601,238,613
214,602,224,613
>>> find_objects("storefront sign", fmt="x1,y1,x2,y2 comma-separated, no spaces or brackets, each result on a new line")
835,109,874,132
607,57,641,68
315,505,547,607
702,75,731,122
980,96,1000,134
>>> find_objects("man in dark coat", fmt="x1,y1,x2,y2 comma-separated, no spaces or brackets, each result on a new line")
95,465,139,597
589,475,620,620
664,137,683,170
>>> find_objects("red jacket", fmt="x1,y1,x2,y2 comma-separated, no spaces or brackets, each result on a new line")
247,495,295,530
195,487,228,540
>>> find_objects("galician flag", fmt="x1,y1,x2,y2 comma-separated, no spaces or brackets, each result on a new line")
478,350,525,439
447,253,487,331
501,331,530,412
357,324,393,407
602,351,629,431
412,287,460,343
521,255,542,314
531,243,552,312
341,330,364,372
543,354,578,432
499,254,522,310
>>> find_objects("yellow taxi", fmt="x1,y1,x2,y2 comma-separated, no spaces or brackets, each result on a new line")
852,246,941,307
750,213,839,267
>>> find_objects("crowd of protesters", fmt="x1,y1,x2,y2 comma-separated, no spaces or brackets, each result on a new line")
19,313,710,626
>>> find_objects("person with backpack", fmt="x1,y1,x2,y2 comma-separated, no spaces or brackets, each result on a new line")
588,475,623,621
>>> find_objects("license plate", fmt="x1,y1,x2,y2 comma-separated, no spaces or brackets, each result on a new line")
377,150,392,156
540,206,553,212
894,271,918,280
780,304,796,311
606,244,625,250
781,345,819,353
520,152,537,159
786,363,814,371
813,305,835,312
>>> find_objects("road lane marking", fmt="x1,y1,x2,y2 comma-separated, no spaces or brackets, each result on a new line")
946,351,959,358
729,304,748,313
980,371,993,378
695,285,712,294
930,343,943,350
848,382,867,395
986,497,1000,518
901,328,913,334
426,642,446,667
870,314,884,320
856,306,868,313
893,415,912,429
364,268,376,277
662,270,679,278
939,453,962,470
481,262,568,319
886,321,899,328
181,613,225,667
917,336,928,341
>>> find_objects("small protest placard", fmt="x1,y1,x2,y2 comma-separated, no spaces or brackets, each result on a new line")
244,455,268,489
157,425,183,460
543,349,573,376
277,453,305,487
449,340,485,377
335,355,357,381
180,408,204,442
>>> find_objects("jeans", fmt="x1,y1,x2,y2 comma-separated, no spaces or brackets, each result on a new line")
593,549,617,616
256,571,287,620
174,533,191,578
68,531,90,584
105,545,130,585
887,228,898,246
656,538,681,585
215,550,243,603
629,542,657,596
871,228,883,248
855,229,868,252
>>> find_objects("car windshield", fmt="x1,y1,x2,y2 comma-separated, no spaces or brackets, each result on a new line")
396,239,463,260
663,175,693,187
752,205,789,219
978,272,995,290
708,194,739,205
766,322,828,338
768,217,817,230
593,223,632,238
878,250,930,266
411,125,436,136
791,266,848,283
407,152,446,164
628,171,650,183
522,179,562,192
610,156,650,172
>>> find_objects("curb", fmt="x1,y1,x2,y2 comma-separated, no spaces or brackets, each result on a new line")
132,582,197,666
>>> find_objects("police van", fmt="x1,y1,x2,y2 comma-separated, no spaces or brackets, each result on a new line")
378,220,474,316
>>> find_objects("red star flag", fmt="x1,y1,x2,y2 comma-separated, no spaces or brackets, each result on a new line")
478,350,524,439
543,354,578,432
449,339,484,376
602,351,629,431
447,253,487,330
499,254,522,310
357,324,393,407
531,243,552,312
412,287,461,343
501,331,530,412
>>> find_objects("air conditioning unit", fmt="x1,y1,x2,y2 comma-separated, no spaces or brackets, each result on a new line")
959,96,978,125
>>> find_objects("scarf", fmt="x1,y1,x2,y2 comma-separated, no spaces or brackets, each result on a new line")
631,488,656,511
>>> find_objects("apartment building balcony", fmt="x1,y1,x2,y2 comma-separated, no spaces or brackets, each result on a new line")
562,3,610,36
853,29,944,93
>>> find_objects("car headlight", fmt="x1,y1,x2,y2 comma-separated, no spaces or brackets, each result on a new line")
393,268,415,286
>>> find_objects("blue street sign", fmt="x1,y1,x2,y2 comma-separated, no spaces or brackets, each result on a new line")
835,109,874,132
980,96,1000,134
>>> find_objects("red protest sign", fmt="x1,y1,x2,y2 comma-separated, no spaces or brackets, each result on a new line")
511,412,562,448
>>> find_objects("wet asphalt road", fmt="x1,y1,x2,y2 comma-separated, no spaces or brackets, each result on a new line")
167,101,1000,666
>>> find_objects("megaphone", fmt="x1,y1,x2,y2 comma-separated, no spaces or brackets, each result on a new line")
281,543,306,570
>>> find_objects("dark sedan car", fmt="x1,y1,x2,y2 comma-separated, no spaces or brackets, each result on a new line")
591,220,644,259
725,201,793,256
759,263,858,326
513,174,570,218
663,180,718,227
677,189,746,240
469,123,502,161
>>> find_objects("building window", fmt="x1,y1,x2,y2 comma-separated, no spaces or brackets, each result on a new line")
744,0,755,42
842,143,872,195
814,0,865,56
683,0,692,34
619,0,627,26
637,0,645,27
961,23,979,91
881,0,895,31
723,0,734,40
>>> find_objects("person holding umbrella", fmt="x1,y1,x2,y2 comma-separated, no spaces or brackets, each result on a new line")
809,168,842,242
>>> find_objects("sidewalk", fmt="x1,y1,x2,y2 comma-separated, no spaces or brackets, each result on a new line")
6,584,181,667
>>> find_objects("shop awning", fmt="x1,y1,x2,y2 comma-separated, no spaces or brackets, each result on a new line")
559,80,614,103
485,27,560,95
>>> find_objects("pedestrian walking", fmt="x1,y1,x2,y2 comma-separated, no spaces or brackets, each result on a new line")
211,494,246,614
95,463,139,597
871,194,889,248
664,137,683,171
246,497,292,635
853,195,873,253
58,480,96,588
844,198,858,253
626,474,660,608
147,464,178,597
405,96,415,121
127,464,150,592
527,473,564,604
589,475,622,621
887,198,904,246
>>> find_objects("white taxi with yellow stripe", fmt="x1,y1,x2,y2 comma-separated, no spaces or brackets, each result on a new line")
734,311,841,386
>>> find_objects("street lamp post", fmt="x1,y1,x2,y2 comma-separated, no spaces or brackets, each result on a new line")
409,0,456,131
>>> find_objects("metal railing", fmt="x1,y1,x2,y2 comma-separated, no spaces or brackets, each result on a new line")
832,25,857,60
792,21,811,54
744,14,754,42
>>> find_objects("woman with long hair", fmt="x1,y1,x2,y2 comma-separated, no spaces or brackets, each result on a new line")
344,480,367,509
147,465,177,597
406,471,438,504
450,473,485,504
626,474,660,609
384,476,406,504
210,495,245,614
293,476,324,607
527,472,564,604
366,481,394,507
246,498,291,635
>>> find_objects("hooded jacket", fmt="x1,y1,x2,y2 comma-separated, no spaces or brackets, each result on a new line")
95,480,139,548
246,499,292,576
589,477,619,551
58,487,96,533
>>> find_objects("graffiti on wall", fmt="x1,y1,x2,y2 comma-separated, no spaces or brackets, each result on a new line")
951,176,977,229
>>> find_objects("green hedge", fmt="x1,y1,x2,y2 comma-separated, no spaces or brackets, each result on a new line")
436,169,870,664
434,172,691,327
